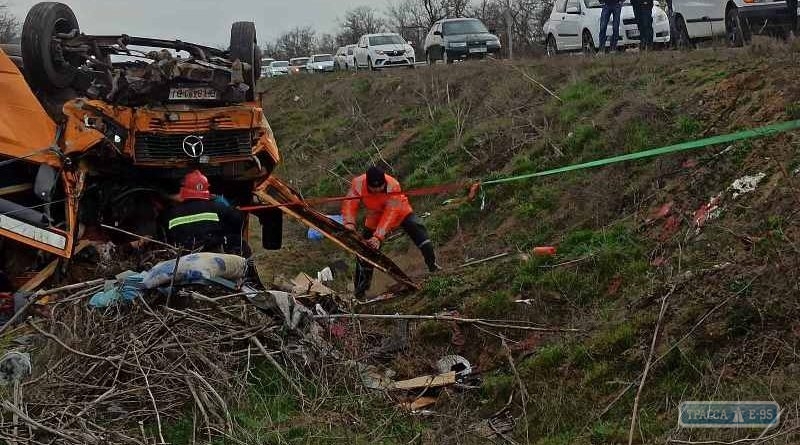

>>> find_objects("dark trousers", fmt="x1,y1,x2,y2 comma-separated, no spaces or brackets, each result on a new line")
354,214,436,298
631,0,654,48
599,2,623,51
789,0,798,35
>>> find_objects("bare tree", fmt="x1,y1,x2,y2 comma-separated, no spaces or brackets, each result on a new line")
0,2,20,44
336,6,386,46
316,33,337,54
275,26,317,59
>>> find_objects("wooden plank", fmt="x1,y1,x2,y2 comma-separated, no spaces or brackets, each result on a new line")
400,396,438,410
392,372,456,391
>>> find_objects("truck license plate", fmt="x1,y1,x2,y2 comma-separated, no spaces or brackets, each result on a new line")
169,87,219,101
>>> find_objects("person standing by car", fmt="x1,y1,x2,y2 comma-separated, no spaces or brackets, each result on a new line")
598,0,624,52
342,167,441,299
631,0,655,49
788,0,798,37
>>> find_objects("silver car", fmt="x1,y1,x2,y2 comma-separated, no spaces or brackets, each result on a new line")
267,60,290,77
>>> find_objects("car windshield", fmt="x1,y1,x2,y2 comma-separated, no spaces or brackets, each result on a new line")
271,61,289,67
290,58,309,66
369,35,405,46
314,55,333,62
585,0,632,7
443,19,489,35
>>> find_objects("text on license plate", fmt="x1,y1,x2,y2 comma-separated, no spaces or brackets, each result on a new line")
469,47,488,53
169,88,219,100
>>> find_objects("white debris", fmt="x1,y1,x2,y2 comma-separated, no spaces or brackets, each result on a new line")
729,172,766,199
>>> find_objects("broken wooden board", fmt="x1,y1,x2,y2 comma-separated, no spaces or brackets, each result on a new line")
400,396,438,411
254,177,418,290
392,371,456,391
291,272,334,296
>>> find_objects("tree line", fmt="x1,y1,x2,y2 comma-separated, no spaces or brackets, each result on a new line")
0,2,20,44
263,0,554,60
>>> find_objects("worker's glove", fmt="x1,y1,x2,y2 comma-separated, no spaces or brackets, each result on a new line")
344,222,356,231
366,237,381,249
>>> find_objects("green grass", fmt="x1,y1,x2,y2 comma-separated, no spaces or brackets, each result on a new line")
557,81,608,122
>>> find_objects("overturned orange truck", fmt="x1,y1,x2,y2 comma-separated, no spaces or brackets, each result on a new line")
0,2,414,289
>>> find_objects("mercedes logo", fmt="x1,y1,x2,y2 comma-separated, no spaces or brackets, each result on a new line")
182,135,204,158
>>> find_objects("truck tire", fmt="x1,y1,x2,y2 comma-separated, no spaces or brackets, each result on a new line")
230,21,260,101
258,208,283,250
21,2,80,91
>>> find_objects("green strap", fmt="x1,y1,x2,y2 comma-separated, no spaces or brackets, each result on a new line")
168,212,220,230
481,120,800,186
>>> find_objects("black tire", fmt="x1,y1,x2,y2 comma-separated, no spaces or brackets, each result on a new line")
230,21,260,101
582,30,596,55
258,208,283,250
21,2,80,91
675,15,693,49
726,7,751,47
546,35,558,57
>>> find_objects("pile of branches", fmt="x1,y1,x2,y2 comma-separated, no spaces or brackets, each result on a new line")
0,283,290,445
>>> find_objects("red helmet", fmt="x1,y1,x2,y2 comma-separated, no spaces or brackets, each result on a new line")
179,170,211,200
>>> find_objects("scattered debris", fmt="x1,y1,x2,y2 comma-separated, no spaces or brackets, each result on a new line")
356,292,398,305
316,267,334,282
392,371,457,391
400,396,438,411
291,272,334,297
436,355,472,377
729,172,767,199
0,351,31,385
693,194,723,229
533,246,557,257
645,202,674,224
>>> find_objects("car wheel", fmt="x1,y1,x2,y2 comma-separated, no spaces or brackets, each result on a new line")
21,2,81,91
582,30,596,55
230,21,260,100
675,15,693,49
546,35,558,57
726,7,751,47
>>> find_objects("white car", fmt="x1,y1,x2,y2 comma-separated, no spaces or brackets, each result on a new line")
354,33,415,70
671,0,797,47
543,0,670,55
267,60,289,77
306,54,335,73
260,57,275,77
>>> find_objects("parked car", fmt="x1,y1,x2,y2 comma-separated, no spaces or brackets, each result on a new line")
424,18,502,64
288,57,310,74
260,57,275,77
306,54,335,73
354,33,415,70
671,0,797,47
542,0,670,55
267,60,290,77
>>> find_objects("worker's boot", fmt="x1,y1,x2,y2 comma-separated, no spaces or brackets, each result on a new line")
420,241,441,272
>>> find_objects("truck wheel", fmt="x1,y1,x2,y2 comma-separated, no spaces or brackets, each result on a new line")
230,21,260,100
726,7,751,47
21,2,80,91
258,208,283,250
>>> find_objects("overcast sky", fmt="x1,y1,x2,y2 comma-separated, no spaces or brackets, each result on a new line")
6,0,390,47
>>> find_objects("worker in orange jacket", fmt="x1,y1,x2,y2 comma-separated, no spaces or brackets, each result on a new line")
342,166,440,298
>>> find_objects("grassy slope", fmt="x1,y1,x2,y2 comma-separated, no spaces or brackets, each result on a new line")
243,40,800,444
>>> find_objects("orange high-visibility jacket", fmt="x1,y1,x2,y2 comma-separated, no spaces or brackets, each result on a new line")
341,173,414,240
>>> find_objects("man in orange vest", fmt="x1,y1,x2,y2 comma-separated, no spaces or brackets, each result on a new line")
342,166,440,298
